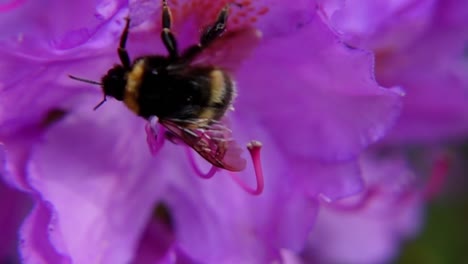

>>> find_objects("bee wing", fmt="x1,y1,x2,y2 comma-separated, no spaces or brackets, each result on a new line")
160,119,247,172
191,28,262,72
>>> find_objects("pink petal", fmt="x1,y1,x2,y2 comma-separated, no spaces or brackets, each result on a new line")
323,0,468,142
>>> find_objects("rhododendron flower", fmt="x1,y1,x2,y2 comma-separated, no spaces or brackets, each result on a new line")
0,0,402,263
291,148,451,264
294,0,468,262
320,0,468,143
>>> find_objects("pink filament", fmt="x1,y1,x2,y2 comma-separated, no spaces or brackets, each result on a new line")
0,0,25,12
185,147,218,179
423,153,451,201
145,118,166,156
229,141,264,195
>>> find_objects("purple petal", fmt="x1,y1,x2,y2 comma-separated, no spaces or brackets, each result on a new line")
0,0,129,136
19,202,70,264
0,129,39,191
324,0,437,50
304,153,424,264
235,15,402,161
0,178,32,262
0,0,125,51
230,118,364,201
291,158,363,201
23,100,168,263
378,16,468,142
324,0,468,142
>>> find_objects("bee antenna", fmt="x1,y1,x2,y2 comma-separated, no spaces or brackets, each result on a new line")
93,97,107,111
68,75,102,85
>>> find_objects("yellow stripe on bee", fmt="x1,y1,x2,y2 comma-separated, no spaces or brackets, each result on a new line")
198,108,216,120
197,69,229,120
209,70,226,104
124,60,145,114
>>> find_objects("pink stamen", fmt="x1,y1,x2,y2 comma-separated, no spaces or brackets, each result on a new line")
145,117,166,156
423,152,451,201
0,0,25,12
229,140,264,195
323,187,380,212
185,147,218,179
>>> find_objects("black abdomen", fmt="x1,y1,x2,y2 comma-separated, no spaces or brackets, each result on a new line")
133,57,234,121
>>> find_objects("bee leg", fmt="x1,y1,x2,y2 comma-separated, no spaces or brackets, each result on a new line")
181,3,239,61
161,0,178,58
118,17,131,69
199,3,234,46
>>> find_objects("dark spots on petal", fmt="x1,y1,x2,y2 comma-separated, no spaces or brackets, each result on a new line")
295,15,314,31
132,202,176,261
0,256,20,264
40,109,67,129
257,6,269,16
463,43,468,59
343,42,359,51
170,0,269,31
249,17,257,24
372,146,397,159
296,21,308,30
153,202,175,232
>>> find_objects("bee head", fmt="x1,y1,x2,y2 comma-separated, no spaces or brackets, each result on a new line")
101,65,126,101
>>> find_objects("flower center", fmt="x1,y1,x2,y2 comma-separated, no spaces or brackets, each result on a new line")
169,0,269,30
40,109,68,129
153,202,175,232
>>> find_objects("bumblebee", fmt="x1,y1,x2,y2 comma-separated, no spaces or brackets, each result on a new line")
70,0,259,171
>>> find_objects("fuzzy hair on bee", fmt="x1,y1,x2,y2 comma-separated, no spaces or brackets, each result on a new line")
69,0,261,172
122,58,235,123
